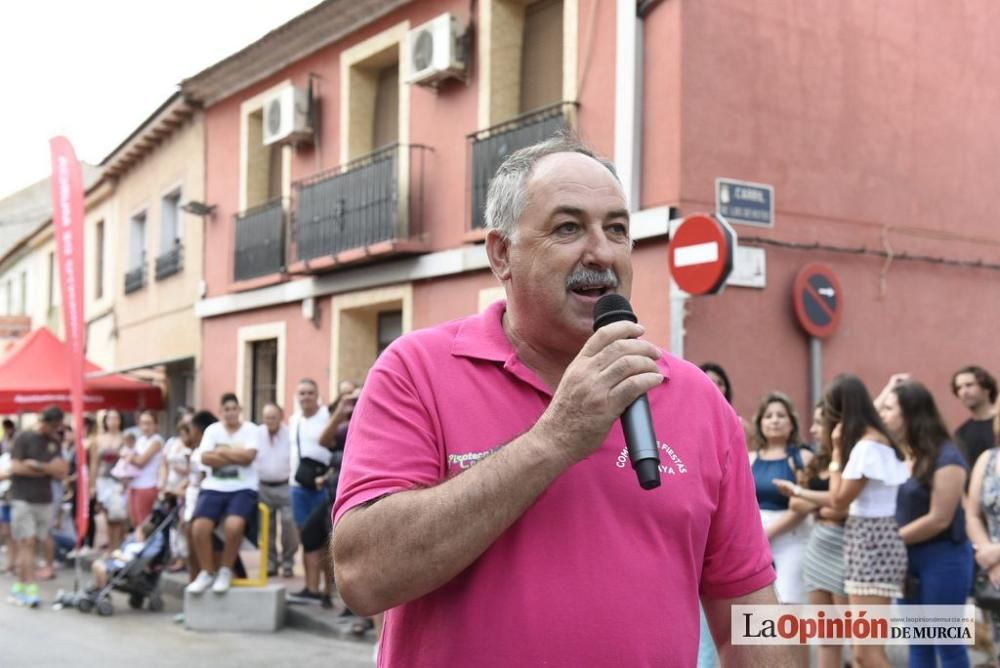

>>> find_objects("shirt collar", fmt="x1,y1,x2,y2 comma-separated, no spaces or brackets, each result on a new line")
451,299,513,363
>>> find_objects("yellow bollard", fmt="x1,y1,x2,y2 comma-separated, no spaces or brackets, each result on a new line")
233,502,270,587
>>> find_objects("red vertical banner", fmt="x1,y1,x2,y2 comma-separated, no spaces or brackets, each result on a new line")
49,137,88,546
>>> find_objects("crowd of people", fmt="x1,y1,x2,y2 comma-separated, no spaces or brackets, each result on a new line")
0,376,374,633
696,362,1000,668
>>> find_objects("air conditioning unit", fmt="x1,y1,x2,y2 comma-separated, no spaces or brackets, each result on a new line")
262,85,312,145
406,13,466,87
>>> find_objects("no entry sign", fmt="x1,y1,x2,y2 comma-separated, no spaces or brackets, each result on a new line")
793,263,843,339
668,213,736,295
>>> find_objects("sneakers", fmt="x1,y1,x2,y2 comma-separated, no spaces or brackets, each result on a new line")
320,595,333,609
186,571,215,595
7,583,39,608
288,588,323,604
280,566,294,578
211,567,233,594
24,584,40,609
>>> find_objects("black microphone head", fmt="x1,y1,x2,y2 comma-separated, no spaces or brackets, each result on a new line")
593,293,637,331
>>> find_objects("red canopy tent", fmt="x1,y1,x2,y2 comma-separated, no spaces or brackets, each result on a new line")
0,327,163,413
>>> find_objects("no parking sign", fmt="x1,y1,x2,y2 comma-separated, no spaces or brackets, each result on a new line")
793,263,843,339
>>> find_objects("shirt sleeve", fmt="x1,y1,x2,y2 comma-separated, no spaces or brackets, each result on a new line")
938,442,969,471
843,440,908,484
700,411,777,600
332,348,442,526
841,440,871,480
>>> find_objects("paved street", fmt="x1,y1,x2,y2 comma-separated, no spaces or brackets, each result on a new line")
0,568,375,668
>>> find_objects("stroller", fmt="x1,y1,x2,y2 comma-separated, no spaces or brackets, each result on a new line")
76,499,178,616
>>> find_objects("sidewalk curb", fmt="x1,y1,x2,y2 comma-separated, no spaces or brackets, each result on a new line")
159,568,374,643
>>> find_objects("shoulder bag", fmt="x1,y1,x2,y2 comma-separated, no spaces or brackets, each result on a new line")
294,417,329,491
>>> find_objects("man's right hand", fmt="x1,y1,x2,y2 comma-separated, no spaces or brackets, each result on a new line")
536,321,663,467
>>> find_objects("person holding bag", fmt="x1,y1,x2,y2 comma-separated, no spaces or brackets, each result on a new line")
965,397,1000,661
287,378,333,604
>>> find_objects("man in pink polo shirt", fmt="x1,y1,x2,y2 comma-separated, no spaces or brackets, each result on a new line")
333,136,792,667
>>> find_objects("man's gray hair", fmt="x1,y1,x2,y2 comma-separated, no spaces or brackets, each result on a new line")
484,133,621,240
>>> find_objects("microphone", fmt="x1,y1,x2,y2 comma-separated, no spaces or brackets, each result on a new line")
593,294,661,490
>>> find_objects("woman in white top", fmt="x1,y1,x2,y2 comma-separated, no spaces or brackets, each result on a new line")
126,411,164,528
779,374,909,668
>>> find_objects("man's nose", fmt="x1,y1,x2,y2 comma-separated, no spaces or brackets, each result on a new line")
581,227,615,268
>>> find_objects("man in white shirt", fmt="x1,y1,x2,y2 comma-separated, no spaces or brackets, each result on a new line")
255,403,298,578
186,393,259,595
288,378,332,604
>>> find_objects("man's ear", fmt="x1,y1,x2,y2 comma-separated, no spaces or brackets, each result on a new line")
485,229,513,282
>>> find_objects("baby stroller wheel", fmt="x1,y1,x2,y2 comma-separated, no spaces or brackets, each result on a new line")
77,597,94,614
148,593,164,612
97,599,114,616
128,593,144,610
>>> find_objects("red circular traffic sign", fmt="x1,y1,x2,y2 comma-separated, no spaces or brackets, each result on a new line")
793,263,843,339
668,213,735,295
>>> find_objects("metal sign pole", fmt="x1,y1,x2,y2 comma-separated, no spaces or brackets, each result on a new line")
810,336,822,409
669,278,688,359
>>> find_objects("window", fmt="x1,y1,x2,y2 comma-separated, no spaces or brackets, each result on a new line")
95,220,105,300
160,191,182,251
372,63,400,150
377,310,403,356
245,109,283,209
478,0,574,128
3,280,11,315
250,338,278,423
519,0,564,113
129,211,147,270
341,24,407,163
331,285,411,391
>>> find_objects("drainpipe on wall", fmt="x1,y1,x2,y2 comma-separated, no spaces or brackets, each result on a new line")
617,0,687,357
614,0,642,210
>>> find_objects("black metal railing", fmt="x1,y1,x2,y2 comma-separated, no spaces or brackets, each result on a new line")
468,102,577,230
124,262,146,294
155,241,184,280
233,198,286,281
293,144,429,262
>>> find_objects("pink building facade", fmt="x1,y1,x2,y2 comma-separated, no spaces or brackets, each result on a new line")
187,0,1000,429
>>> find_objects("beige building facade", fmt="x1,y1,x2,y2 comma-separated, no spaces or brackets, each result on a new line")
83,178,117,370
97,93,205,422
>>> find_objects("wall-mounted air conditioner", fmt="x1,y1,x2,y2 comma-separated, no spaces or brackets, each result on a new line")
405,13,466,87
262,85,312,145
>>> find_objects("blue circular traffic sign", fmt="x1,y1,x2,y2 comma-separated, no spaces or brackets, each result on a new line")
793,264,843,339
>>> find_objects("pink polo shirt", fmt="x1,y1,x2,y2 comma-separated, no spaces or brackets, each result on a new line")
333,300,774,667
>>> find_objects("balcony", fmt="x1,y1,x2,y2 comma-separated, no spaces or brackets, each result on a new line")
468,102,577,230
233,198,286,282
124,262,146,295
155,241,184,280
292,144,429,267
